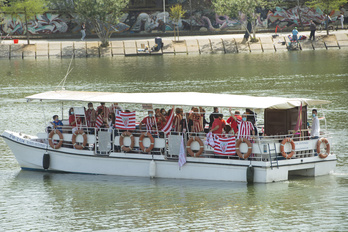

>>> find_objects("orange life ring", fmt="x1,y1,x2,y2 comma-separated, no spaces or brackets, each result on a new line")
72,129,87,150
48,130,64,149
186,136,204,157
317,138,330,158
119,131,134,152
235,138,252,159
280,138,295,159
139,132,155,153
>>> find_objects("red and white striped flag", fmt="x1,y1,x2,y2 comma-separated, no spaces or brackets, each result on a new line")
213,135,236,155
115,111,136,130
95,114,103,129
161,106,174,135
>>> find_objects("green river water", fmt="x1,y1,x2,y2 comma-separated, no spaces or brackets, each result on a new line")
0,50,348,231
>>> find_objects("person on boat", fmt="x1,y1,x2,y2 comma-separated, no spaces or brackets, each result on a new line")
139,110,157,133
180,113,193,133
229,109,255,140
109,103,123,116
227,110,242,134
246,108,257,135
191,107,204,133
173,108,183,133
155,108,166,130
69,108,81,133
210,114,226,135
86,102,97,128
209,107,219,129
310,109,320,139
160,108,167,117
108,112,116,132
52,115,63,133
96,102,109,123
95,108,107,129
223,124,235,137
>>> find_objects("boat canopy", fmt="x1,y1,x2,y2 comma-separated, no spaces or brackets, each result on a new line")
26,90,331,110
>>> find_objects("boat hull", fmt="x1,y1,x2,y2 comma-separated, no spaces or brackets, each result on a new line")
2,131,337,183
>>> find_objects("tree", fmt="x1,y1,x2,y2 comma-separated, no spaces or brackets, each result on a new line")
306,0,347,35
212,0,277,42
2,0,48,44
170,4,186,41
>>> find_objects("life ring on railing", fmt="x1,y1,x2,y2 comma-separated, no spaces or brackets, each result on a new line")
186,136,204,157
317,138,330,158
72,129,87,150
139,132,155,153
280,138,295,159
48,130,64,149
119,131,135,152
235,138,252,159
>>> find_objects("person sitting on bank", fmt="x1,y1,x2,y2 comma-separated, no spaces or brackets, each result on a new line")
52,115,63,133
139,110,157,133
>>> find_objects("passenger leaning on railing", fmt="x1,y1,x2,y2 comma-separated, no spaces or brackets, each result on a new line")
139,110,157,133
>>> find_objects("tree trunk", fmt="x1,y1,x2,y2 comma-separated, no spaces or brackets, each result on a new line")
24,7,30,45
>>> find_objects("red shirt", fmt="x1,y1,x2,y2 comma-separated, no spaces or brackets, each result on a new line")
211,118,225,135
227,115,242,133
69,114,81,127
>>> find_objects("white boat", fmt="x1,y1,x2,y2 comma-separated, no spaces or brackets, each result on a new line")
1,90,336,183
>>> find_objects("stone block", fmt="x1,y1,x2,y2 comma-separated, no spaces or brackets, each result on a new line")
249,41,262,53
22,44,36,58
173,40,187,54
338,40,348,48
197,39,212,54
0,44,10,59
186,39,199,54
235,38,249,53
100,46,112,57
312,41,326,50
222,39,237,53
124,41,137,56
110,41,125,56
260,37,275,51
74,42,87,57
10,44,24,58
162,39,174,54
86,42,100,57
335,34,348,41
324,41,339,49
210,38,225,54
300,41,314,50
61,42,74,57
274,37,288,52
49,42,61,57
36,43,48,57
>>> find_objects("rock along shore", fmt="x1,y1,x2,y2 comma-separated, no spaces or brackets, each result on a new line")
0,30,347,59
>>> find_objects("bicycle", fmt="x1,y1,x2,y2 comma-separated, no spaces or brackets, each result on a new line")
317,17,338,33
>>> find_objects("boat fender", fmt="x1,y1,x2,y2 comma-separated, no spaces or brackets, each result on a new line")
247,165,254,183
149,160,156,178
43,152,50,170
317,138,330,158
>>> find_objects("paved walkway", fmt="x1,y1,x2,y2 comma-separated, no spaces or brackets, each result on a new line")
0,30,347,59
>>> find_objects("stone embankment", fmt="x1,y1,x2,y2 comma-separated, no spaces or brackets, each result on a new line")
0,33,347,59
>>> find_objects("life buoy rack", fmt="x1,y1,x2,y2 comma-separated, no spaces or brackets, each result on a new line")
317,138,330,158
48,130,64,149
186,136,204,157
139,132,155,153
280,138,295,159
119,131,135,152
72,129,87,150
235,138,252,159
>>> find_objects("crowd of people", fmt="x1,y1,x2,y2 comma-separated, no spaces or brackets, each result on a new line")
51,102,258,139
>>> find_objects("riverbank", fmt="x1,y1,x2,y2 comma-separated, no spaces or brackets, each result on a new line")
0,30,347,59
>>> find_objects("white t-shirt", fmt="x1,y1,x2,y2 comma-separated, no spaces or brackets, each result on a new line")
311,117,320,137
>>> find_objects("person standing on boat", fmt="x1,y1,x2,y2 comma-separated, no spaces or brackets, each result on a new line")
86,102,97,128
227,110,242,134
192,107,204,133
209,107,219,129
173,108,183,133
155,108,166,130
210,114,225,135
69,108,81,133
229,109,255,140
310,109,320,139
139,110,157,133
97,102,109,124
52,115,63,133
109,103,123,116
292,27,299,43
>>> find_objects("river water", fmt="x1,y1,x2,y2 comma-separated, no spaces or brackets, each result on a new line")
1,50,348,231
